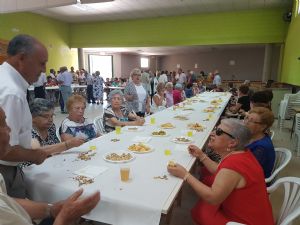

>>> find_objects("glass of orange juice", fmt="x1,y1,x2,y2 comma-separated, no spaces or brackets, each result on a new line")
120,166,130,182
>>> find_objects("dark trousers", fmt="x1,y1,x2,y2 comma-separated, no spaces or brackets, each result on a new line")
59,91,64,112
34,86,46,99
0,165,27,198
87,84,95,103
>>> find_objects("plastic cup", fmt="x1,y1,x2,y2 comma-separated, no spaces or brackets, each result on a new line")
164,149,171,156
150,117,156,125
115,126,121,135
187,130,193,137
120,166,130,182
89,140,97,151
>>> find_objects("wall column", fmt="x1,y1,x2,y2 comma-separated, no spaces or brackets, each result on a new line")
78,48,84,70
262,44,273,82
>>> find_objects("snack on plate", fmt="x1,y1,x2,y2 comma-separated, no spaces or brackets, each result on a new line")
161,123,175,129
203,107,215,113
105,152,133,161
152,130,167,136
188,123,205,132
128,127,138,131
211,99,218,104
128,143,151,152
174,115,189,121
73,175,94,186
168,160,176,167
183,108,194,111
77,150,96,161
174,137,192,143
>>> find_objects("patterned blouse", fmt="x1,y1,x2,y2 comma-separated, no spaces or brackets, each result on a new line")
103,105,131,133
31,123,60,146
60,118,97,141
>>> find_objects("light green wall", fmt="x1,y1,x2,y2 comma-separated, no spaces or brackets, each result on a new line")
70,8,288,48
281,0,300,86
0,12,77,72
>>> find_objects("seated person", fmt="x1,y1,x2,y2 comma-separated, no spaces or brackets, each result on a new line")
250,90,273,109
229,85,250,115
165,82,174,107
103,90,145,133
167,119,274,225
184,83,193,98
29,98,85,155
192,82,200,95
173,83,183,105
60,95,100,142
0,107,100,225
244,107,275,178
151,82,166,113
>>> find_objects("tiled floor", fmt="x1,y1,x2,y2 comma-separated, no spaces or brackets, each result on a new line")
53,103,300,225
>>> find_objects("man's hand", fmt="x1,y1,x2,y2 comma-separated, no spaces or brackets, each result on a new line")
31,149,49,165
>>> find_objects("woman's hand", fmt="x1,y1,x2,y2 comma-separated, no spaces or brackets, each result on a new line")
134,118,145,126
167,164,187,179
188,145,203,158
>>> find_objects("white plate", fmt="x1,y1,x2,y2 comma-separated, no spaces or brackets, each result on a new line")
151,131,169,137
171,136,193,144
123,126,144,132
127,143,154,154
160,123,176,129
103,151,135,163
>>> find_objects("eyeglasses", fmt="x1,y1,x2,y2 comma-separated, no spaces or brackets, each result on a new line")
244,116,263,124
214,127,235,139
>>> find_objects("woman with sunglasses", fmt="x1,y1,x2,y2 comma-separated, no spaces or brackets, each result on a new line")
244,107,275,178
167,118,274,225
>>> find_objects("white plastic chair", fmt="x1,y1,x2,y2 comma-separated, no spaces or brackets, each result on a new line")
294,113,300,157
227,177,300,225
278,100,288,131
267,177,300,225
56,127,61,142
270,129,275,140
265,148,292,185
94,116,106,135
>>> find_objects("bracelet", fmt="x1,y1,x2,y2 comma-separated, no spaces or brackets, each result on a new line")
45,203,53,218
64,141,69,150
199,155,207,163
183,172,190,182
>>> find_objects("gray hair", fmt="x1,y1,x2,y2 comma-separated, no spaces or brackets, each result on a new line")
221,118,251,150
108,90,124,102
7,34,38,56
29,98,55,117
165,82,173,89
130,68,141,78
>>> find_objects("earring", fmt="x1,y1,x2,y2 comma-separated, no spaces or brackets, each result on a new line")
226,147,231,152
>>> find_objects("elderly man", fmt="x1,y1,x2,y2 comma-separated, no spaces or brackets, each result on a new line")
56,66,73,113
0,34,50,198
0,107,100,225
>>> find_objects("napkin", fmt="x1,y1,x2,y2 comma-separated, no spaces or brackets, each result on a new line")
73,165,108,179
132,136,151,143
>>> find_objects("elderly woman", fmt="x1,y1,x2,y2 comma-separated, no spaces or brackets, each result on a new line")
124,68,150,117
151,82,166,113
244,107,275,178
167,119,274,225
229,85,250,114
103,90,145,133
165,82,174,107
30,98,85,155
93,71,104,104
173,83,184,105
60,95,100,141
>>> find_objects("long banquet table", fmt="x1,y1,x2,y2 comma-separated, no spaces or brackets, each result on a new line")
24,92,231,225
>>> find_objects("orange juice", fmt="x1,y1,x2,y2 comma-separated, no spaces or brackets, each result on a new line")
120,167,130,182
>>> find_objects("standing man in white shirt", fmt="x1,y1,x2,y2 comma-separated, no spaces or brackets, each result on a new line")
213,69,222,86
0,34,49,198
158,70,168,84
32,72,47,98
178,68,187,85
57,66,73,113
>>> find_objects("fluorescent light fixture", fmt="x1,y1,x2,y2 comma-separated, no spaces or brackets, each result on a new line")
79,0,114,4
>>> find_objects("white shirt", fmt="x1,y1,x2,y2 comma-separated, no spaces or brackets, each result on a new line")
213,74,222,86
0,174,32,225
178,73,186,84
57,71,73,86
0,62,32,166
49,73,56,79
32,72,47,87
135,84,147,111
158,74,168,84
151,94,166,113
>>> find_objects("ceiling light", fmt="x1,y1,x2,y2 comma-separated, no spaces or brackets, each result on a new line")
78,0,114,4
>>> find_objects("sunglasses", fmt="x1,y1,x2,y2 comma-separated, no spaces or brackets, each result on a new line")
214,127,235,139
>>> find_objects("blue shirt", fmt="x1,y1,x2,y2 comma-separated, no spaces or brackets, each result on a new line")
246,135,275,178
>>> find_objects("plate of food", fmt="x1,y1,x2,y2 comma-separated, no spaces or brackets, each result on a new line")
151,130,168,137
160,123,176,129
174,115,189,121
187,123,205,132
103,151,135,163
182,107,195,111
127,143,154,154
203,107,215,113
171,136,193,144
123,126,144,132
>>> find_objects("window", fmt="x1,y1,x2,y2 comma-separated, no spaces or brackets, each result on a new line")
89,55,113,80
140,57,149,68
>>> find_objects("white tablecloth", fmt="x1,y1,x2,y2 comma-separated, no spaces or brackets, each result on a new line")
24,92,231,225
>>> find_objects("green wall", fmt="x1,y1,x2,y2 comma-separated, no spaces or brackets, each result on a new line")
281,1,300,86
0,12,77,72
70,8,288,48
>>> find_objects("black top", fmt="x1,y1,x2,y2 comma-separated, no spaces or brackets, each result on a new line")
237,95,250,112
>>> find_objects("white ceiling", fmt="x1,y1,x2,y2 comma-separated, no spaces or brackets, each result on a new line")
33,0,293,23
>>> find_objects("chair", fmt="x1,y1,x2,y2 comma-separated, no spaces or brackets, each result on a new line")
267,177,300,225
94,116,106,135
56,127,61,142
278,100,288,131
227,177,300,225
270,129,275,140
294,113,300,156
265,148,292,185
